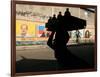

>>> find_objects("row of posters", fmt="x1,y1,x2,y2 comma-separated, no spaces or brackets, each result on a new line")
16,20,95,42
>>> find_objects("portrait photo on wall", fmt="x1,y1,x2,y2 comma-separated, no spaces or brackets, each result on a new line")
11,1,97,77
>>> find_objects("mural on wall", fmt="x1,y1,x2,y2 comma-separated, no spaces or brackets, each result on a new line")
85,30,91,38
16,4,95,45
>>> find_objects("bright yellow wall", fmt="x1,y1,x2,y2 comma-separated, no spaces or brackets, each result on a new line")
16,20,45,37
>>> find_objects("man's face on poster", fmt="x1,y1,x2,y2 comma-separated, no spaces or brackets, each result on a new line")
21,24,28,36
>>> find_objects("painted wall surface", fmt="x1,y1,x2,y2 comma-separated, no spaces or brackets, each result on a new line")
16,4,95,45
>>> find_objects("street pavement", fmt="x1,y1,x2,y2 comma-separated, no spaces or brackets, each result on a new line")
16,43,96,73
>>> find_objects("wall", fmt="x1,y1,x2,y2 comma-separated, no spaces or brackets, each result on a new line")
16,4,95,44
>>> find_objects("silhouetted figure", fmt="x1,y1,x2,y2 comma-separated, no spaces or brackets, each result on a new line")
48,16,52,21
47,10,70,68
46,8,86,31
63,8,72,31
64,8,71,16
51,14,57,31
47,8,89,69
46,14,57,31
57,12,63,28
52,14,56,20
57,12,63,20
75,30,81,43
46,16,52,31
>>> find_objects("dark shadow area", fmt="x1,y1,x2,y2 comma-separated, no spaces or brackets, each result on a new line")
52,47,94,70
68,43,95,66
16,49,94,73
16,57,58,73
